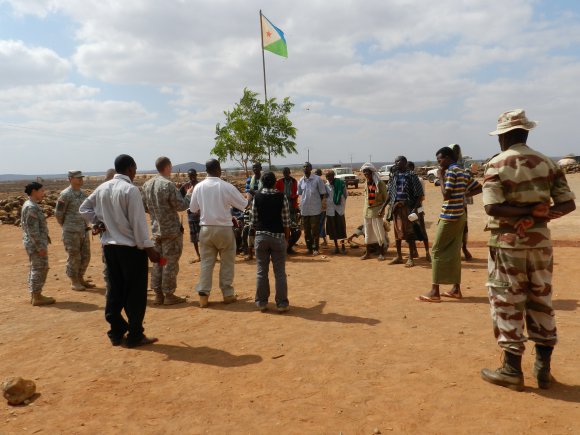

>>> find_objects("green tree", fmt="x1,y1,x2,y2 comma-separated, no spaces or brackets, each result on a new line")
212,88,297,175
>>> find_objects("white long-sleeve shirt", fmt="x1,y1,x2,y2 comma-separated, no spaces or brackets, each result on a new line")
79,174,154,249
190,176,248,226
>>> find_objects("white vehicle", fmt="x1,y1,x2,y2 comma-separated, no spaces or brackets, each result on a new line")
426,167,439,183
378,164,394,182
333,167,359,189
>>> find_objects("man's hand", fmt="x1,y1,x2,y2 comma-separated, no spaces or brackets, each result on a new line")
145,247,161,263
514,217,534,238
38,249,47,257
532,203,550,218
548,210,565,220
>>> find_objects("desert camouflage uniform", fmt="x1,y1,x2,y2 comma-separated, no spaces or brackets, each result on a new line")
143,175,191,295
55,186,91,279
483,143,575,355
21,200,50,293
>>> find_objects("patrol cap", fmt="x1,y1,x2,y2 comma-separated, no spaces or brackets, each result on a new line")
489,109,537,136
68,170,84,178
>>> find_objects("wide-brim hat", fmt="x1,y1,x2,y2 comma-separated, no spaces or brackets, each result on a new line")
489,109,537,136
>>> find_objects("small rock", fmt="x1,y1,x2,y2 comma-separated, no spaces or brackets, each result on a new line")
458,331,464,335
373,428,382,434
2,377,36,405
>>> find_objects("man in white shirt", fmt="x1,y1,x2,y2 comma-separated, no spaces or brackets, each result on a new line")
190,159,248,308
80,154,160,348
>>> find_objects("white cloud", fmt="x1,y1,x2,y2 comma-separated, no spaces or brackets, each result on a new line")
0,40,70,87
2,0,580,173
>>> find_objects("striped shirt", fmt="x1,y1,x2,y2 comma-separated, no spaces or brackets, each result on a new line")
367,182,377,206
440,164,479,221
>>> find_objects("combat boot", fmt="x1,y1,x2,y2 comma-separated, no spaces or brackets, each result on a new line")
533,345,553,389
153,291,164,305
80,276,96,289
163,293,186,305
31,292,56,306
70,277,86,291
481,351,524,391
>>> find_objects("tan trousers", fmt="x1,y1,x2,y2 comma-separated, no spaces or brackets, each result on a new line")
196,226,236,297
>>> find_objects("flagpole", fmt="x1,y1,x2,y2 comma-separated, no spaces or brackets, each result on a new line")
259,10,271,168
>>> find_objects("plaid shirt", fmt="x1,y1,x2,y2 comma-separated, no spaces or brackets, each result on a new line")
250,188,290,239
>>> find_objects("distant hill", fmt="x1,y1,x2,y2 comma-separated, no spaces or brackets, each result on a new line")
172,162,206,173
0,161,206,182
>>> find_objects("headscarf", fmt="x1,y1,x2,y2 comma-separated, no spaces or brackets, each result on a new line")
360,162,380,186
332,178,345,205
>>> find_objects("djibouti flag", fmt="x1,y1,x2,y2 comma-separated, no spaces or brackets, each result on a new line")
261,14,288,58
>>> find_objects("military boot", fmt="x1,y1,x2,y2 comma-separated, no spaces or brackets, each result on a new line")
481,351,524,391
70,277,86,291
153,291,164,305
80,276,96,289
31,292,56,306
533,345,553,389
163,293,186,305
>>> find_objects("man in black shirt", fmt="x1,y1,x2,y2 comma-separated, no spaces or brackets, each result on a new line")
250,172,291,312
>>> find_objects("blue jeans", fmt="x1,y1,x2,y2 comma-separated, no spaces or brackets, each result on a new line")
255,234,289,307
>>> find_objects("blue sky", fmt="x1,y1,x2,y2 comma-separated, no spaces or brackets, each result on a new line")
2,0,580,174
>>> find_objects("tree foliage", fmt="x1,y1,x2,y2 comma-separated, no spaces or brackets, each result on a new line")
212,88,297,175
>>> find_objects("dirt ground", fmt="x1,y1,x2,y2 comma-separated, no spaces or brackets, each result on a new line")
1,174,580,434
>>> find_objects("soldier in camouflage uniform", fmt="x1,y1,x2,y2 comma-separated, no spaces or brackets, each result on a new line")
481,109,576,391
142,157,191,305
21,182,55,306
55,170,93,291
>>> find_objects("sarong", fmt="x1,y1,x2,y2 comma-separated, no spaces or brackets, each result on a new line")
392,202,414,241
364,217,387,246
431,213,466,284
326,214,347,240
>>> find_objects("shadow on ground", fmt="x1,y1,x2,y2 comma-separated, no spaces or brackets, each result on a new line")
531,379,580,403
137,342,263,367
51,301,101,312
205,298,381,326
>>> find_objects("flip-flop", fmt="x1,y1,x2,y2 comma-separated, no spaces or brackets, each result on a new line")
405,259,415,268
415,295,441,303
389,257,404,265
441,291,462,299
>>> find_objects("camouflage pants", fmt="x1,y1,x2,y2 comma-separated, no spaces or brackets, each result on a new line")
63,231,91,278
151,234,183,294
27,250,49,294
487,247,557,355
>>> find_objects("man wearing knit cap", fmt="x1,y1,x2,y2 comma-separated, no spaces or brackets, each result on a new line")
480,109,576,391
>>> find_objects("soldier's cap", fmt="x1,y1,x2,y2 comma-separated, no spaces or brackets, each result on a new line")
187,168,197,175
68,170,84,178
489,109,537,136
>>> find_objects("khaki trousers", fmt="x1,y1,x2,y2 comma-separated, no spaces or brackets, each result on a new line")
196,226,236,297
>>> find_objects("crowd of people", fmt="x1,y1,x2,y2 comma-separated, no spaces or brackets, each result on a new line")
19,109,576,391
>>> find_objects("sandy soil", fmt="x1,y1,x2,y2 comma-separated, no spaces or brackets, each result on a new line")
1,175,580,434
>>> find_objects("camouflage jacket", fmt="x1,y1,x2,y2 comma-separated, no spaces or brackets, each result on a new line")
483,143,575,249
55,186,88,233
142,175,191,238
21,199,49,253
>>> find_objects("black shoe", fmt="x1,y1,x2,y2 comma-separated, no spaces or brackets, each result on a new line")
110,336,125,346
126,335,159,348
